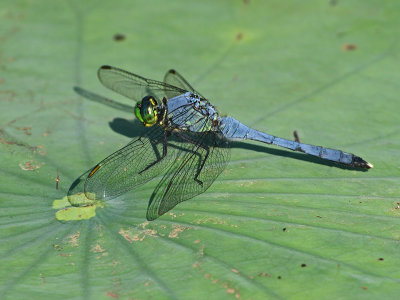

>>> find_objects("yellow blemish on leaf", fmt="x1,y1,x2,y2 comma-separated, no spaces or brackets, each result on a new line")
52,197,70,209
55,206,96,221
69,192,97,206
53,195,100,221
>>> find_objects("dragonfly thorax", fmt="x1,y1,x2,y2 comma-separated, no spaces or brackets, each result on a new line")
134,96,160,127
164,92,221,133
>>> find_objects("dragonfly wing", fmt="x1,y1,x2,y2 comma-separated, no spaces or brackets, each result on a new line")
164,69,205,99
146,130,230,221
83,125,176,201
98,65,187,102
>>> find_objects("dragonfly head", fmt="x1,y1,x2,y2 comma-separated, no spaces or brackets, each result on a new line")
134,96,159,127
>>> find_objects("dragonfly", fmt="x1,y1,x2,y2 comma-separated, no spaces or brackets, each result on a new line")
71,65,373,221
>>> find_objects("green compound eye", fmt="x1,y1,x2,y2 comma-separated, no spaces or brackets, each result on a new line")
134,104,144,124
134,96,158,127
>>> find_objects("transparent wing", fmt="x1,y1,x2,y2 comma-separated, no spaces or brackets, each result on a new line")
98,65,187,102
83,125,176,201
164,69,205,99
146,130,230,221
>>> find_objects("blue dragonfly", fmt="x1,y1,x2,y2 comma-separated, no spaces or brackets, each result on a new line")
71,65,372,220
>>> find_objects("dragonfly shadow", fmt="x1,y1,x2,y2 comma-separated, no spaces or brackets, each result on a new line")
74,86,368,172
73,86,147,137
109,117,147,138
74,86,133,112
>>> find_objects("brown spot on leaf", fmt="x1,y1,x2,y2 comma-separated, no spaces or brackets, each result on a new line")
17,126,31,135
378,257,384,261
361,286,367,290
231,268,239,274
36,145,47,156
1,130,45,153
342,43,357,51
19,160,44,170
193,261,200,268
113,33,126,41
106,291,119,298
92,244,105,253
119,227,158,243
236,32,243,41
67,231,80,247
119,229,133,243
301,263,307,267
168,225,190,238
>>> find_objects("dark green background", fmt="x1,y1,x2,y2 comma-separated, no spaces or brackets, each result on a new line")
1,0,399,299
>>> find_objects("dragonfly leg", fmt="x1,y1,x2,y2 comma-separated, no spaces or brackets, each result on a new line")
175,132,210,187
194,144,210,187
139,131,168,174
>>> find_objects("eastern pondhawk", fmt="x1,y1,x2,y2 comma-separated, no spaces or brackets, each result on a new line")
72,65,373,221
